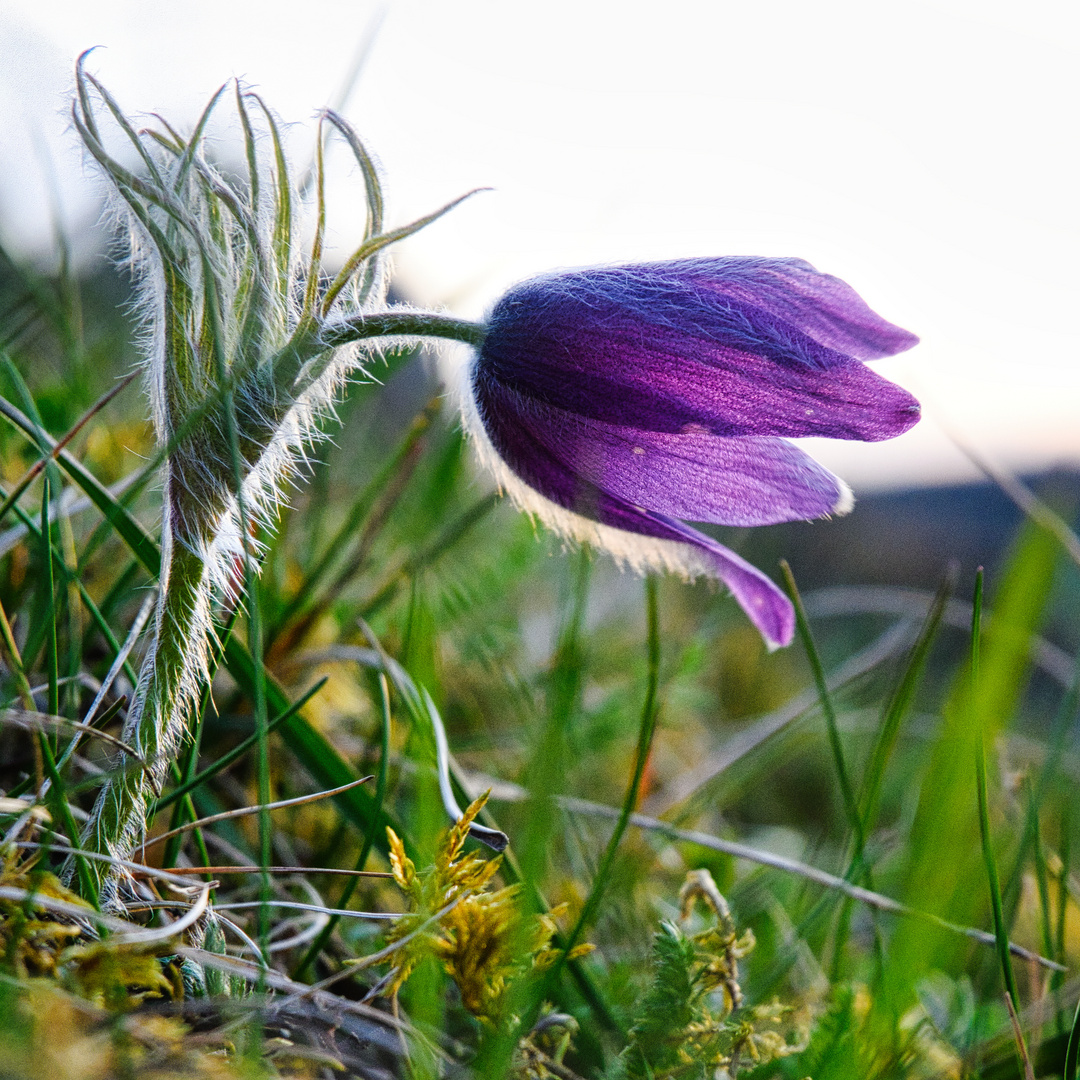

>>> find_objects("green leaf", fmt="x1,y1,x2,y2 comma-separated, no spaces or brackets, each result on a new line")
886,520,1060,1007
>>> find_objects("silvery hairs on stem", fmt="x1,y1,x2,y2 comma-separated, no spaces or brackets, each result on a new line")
72,55,485,901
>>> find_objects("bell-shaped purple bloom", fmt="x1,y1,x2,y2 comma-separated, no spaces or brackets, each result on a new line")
456,257,920,649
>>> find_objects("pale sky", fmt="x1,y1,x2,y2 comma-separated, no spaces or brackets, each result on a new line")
1,0,1077,492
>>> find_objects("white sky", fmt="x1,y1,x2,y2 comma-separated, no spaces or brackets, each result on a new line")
1,0,1078,492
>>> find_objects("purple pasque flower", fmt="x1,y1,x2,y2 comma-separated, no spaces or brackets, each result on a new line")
456,257,920,649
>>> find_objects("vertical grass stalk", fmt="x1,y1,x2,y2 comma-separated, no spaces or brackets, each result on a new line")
971,569,1022,1020
562,574,660,956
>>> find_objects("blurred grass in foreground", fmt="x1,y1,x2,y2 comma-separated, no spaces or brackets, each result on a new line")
0,203,1078,1079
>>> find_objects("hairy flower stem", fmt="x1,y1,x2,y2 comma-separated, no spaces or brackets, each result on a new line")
64,72,477,909
71,55,491,910
271,312,486,399
321,312,486,350
77,315,485,907
81,541,212,904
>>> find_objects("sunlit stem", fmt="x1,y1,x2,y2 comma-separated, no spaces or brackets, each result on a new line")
77,309,488,905
324,311,485,347
80,541,211,903
271,312,486,399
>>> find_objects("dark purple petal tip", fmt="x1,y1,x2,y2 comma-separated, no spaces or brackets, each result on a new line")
463,256,919,647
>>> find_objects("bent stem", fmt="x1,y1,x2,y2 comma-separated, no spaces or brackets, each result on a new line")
75,314,486,906
69,66,490,908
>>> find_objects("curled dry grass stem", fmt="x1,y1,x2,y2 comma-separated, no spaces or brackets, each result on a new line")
0,883,146,935
15,839,227,893
136,775,373,860
306,897,466,995
356,619,509,851
166,865,393,879
0,709,144,762
109,883,211,946
211,900,399,921
467,780,1066,974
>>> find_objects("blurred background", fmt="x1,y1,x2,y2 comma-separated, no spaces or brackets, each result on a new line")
1,0,1078,496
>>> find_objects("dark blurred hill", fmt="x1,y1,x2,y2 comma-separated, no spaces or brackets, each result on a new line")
735,466,1080,665
762,467,1078,591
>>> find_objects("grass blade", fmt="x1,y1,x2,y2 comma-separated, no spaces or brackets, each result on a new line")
886,520,1060,1005
562,575,660,955
1066,987,1080,1080
293,670,393,980
38,733,97,908
359,493,497,619
780,560,864,860
0,381,403,859
971,567,1023,1028
0,595,34,709
1002,650,1080,924
859,569,952,832
151,677,329,815
224,636,403,854
0,391,160,576
41,479,59,719
267,399,436,653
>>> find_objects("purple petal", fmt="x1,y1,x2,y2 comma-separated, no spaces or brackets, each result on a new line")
476,375,848,526
480,262,920,441
683,257,919,361
647,513,795,649
473,374,795,647
467,256,920,649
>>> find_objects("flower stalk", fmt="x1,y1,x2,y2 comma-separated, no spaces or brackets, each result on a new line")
72,59,479,903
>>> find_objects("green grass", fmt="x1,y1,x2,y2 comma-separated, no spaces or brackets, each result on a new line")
0,172,1079,1079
